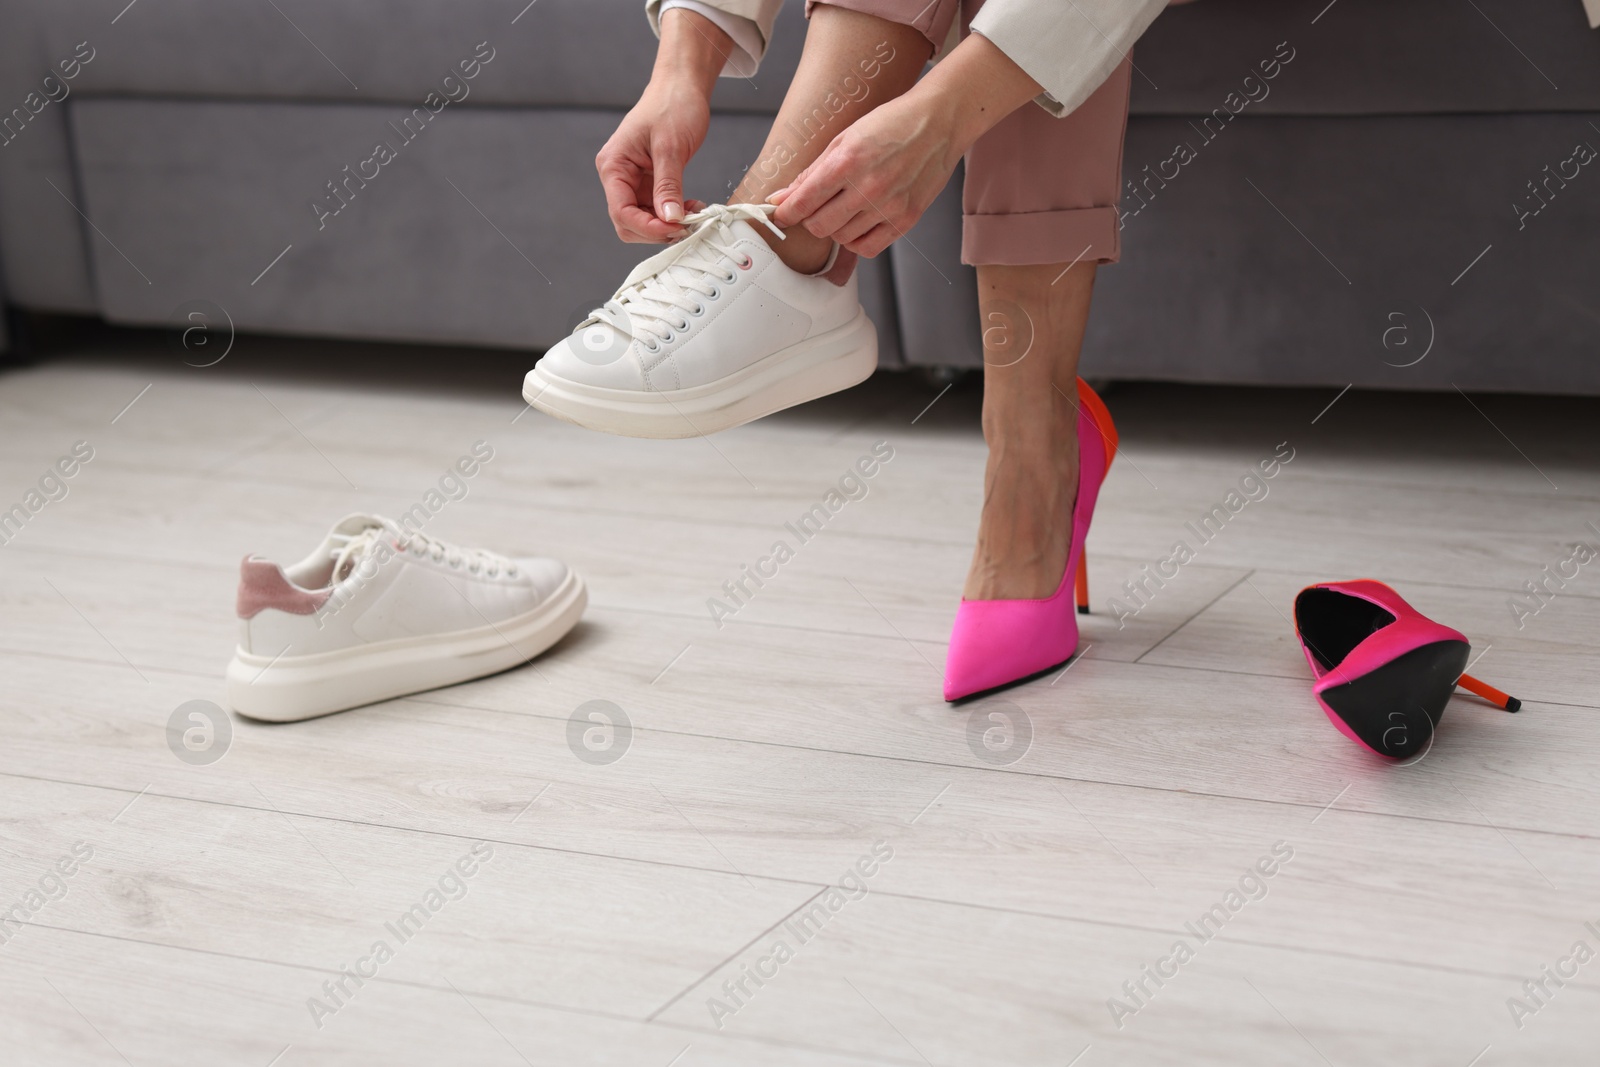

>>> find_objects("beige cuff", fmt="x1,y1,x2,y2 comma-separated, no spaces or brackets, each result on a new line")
645,0,785,74
969,0,1166,118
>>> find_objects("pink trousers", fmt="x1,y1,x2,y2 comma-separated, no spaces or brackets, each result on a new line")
807,0,1134,266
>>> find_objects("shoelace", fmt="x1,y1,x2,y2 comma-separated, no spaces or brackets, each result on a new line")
583,203,786,352
329,521,516,582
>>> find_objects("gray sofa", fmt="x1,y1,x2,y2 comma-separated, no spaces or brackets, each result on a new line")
2,0,1597,393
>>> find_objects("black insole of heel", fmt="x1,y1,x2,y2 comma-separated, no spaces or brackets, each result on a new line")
1318,639,1470,759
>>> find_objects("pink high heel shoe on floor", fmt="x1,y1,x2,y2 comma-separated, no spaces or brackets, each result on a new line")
1293,579,1521,759
943,378,1118,702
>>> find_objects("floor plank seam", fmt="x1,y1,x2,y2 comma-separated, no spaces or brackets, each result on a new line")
386,702,1600,833
17,896,1593,1056
645,886,832,1023
9,745,1597,872
1132,568,1257,665
10,919,927,1066
0,769,833,891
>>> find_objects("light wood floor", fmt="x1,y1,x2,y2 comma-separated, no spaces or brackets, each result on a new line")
1,333,1597,1066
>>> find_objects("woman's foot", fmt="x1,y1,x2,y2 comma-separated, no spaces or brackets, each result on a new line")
962,383,1081,601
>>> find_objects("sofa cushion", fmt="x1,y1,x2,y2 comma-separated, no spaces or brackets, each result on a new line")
8,0,802,114
1130,0,1600,115
10,0,1596,116
894,111,1600,394
66,98,901,363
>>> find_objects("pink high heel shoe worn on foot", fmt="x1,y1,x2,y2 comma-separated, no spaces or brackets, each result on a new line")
943,378,1118,702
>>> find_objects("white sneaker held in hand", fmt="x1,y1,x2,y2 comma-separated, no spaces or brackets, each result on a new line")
225,514,585,722
524,202,877,439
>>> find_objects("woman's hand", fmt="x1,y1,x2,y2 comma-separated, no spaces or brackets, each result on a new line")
596,79,712,243
769,31,1044,258
767,93,962,259
595,8,732,243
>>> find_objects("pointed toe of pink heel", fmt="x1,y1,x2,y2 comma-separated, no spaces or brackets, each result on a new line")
943,585,1079,702
942,379,1118,703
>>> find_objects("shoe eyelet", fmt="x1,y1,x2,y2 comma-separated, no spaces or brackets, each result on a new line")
673,318,689,331
737,254,753,270
663,331,676,344
722,270,737,283
690,303,705,316
708,287,721,301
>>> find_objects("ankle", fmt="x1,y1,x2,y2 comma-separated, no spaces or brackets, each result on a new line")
756,222,832,275
728,193,831,273
982,384,1082,452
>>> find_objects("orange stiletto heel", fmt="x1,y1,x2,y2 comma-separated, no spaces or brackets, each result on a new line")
1456,673,1522,712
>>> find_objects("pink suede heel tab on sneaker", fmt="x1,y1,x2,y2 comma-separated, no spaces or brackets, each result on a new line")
819,246,858,288
237,556,329,619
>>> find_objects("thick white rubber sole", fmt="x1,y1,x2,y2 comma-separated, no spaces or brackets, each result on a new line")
523,308,878,439
225,571,587,723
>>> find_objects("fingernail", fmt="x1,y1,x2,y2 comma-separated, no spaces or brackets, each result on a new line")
661,202,683,222
766,188,789,204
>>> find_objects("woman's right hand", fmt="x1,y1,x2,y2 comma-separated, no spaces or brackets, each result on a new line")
595,8,732,244
596,78,711,244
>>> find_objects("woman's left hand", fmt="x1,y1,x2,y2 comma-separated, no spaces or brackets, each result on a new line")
767,92,965,259
769,31,1044,259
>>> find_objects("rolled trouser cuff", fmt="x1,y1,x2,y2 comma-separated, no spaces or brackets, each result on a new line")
961,206,1121,267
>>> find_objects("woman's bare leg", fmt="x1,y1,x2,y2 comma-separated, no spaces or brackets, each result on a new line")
727,6,933,274
964,260,1097,600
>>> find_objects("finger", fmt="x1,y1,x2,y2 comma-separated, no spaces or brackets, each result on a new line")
832,208,882,248
684,199,708,214
845,223,898,259
771,155,840,228
800,187,871,242
650,136,687,223
602,166,687,242
622,205,686,243
766,160,813,210
600,168,661,242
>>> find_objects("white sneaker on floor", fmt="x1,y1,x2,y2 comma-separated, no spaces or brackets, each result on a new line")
524,202,877,439
225,514,586,722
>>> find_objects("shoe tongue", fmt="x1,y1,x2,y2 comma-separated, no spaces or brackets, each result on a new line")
328,512,391,538
326,514,396,581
